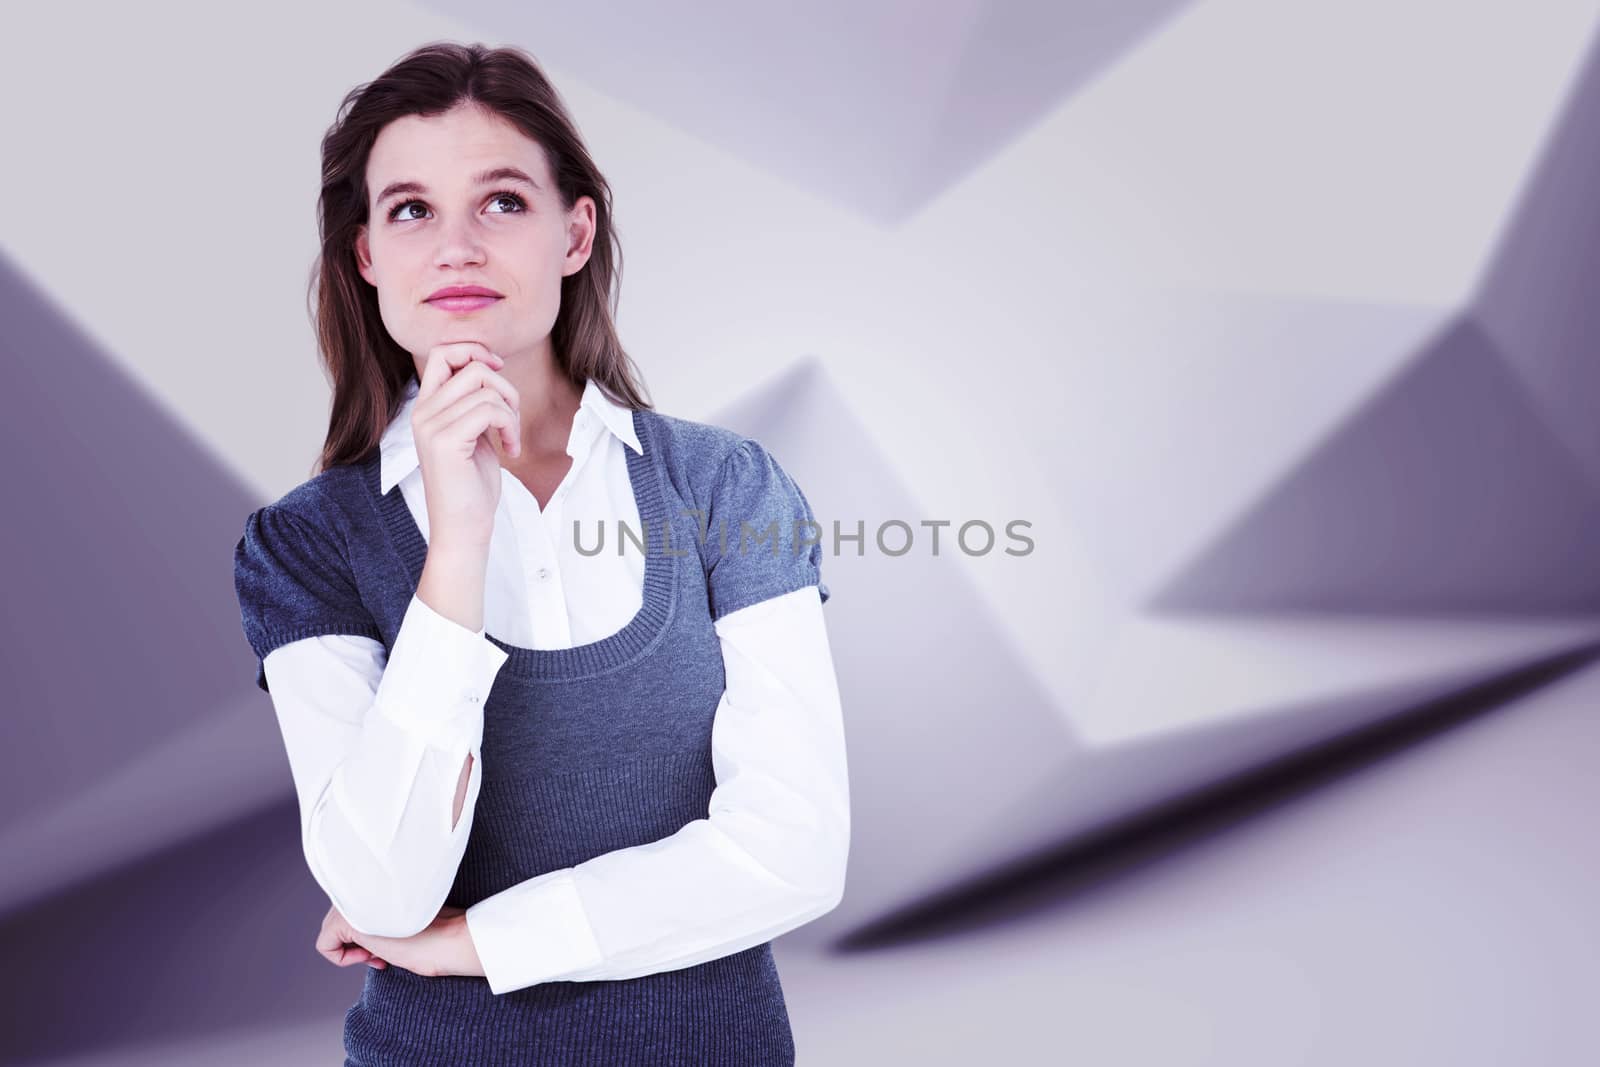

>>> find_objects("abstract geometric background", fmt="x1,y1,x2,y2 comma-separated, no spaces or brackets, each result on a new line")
2,1,1598,1063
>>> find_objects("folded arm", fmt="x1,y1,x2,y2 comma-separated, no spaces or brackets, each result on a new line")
464,584,849,995
265,594,509,937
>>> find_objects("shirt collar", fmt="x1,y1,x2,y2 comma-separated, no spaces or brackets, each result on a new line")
379,374,642,495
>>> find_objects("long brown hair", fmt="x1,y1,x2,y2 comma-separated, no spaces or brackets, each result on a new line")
308,41,652,476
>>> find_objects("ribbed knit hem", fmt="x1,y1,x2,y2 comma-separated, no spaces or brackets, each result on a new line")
342,942,795,1066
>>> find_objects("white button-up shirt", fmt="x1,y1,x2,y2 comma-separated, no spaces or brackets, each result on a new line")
261,375,848,995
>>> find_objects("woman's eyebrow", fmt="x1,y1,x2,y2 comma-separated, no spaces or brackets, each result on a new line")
374,166,540,207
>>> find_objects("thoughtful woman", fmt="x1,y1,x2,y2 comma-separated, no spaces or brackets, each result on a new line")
232,40,848,1066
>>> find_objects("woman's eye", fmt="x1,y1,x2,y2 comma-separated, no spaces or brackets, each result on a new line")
487,192,527,213
386,191,526,223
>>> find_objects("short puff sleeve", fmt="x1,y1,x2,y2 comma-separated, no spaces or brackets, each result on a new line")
702,438,832,620
233,502,384,693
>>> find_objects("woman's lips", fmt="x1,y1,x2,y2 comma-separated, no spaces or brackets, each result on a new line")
427,296,502,312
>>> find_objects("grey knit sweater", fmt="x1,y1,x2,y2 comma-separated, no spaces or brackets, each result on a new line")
233,405,830,1065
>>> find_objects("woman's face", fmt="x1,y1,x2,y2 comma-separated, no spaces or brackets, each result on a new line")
354,102,594,369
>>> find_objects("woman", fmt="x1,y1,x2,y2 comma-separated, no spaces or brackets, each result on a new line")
231,40,848,1066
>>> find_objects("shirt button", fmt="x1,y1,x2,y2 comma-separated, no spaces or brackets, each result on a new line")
537,567,550,581
464,691,480,704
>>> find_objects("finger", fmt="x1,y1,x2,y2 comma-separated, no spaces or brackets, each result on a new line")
318,921,361,956
419,342,500,401
315,918,353,950
419,343,503,402
418,358,520,428
475,387,521,456
321,941,379,967
438,392,519,459
476,394,520,459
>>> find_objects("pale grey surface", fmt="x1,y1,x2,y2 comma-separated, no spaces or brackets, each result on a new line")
776,653,1600,1066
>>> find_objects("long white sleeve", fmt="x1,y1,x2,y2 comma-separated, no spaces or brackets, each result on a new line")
463,584,849,995
263,592,510,938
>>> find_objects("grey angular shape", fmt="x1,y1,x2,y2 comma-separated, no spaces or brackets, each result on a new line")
0,799,359,1063
1148,315,1600,615
702,356,1082,942
1024,286,1446,606
790,654,1600,1065
0,251,287,912
0,689,291,916
855,615,1600,938
419,0,1196,223
1473,27,1600,490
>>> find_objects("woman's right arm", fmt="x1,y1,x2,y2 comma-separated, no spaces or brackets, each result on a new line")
263,586,508,940
238,342,520,938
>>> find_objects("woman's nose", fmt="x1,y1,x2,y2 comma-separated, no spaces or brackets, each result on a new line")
433,220,488,269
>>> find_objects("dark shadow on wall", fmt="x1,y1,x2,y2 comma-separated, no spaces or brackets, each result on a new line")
836,639,1600,951
0,797,358,1064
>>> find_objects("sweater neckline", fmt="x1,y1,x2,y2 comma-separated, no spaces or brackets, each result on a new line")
364,408,679,682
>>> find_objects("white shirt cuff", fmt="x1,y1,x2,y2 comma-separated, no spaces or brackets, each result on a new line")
466,869,606,995
374,593,510,755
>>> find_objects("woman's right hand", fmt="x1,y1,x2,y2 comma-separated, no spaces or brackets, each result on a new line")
412,342,522,551
316,904,388,971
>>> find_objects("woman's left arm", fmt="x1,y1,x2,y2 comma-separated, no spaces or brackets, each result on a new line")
440,582,848,995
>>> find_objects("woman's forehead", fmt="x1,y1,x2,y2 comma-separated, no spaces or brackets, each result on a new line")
367,111,548,196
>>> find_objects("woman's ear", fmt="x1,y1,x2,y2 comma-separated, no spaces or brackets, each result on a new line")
354,226,374,286
562,195,597,277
